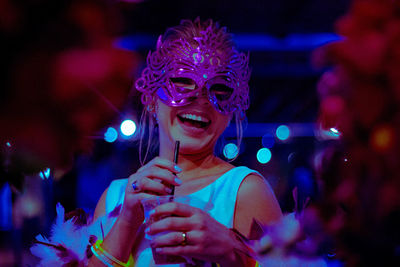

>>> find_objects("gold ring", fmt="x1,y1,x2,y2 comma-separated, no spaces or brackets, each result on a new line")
181,232,187,246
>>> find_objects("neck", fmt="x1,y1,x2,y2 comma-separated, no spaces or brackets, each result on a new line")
159,144,225,181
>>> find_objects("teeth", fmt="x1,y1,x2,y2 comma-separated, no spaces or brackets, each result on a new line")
181,113,209,123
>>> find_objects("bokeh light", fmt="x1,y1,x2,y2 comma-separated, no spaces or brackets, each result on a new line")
39,168,51,180
262,133,275,148
223,143,239,160
371,125,395,152
276,125,290,141
257,148,272,164
120,119,136,137
104,127,118,143
329,127,339,134
293,167,314,196
317,126,341,140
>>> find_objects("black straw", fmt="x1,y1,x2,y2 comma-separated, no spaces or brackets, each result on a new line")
171,140,180,195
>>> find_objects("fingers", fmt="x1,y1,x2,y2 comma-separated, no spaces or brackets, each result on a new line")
138,157,182,175
150,231,195,248
153,241,197,256
147,216,194,235
150,202,195,221
128,156,183,196
135,177,174,195
141,166,182,187
130,157,182,194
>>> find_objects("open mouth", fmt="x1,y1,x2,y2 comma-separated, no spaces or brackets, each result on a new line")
177,113,211,129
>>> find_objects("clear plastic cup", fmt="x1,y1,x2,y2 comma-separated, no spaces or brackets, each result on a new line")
141,195,184,264
140,195,212,264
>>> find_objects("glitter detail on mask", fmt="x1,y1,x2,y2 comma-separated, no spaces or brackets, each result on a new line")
135,24,250,114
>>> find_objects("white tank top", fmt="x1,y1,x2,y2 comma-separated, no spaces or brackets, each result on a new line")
105,166,259,266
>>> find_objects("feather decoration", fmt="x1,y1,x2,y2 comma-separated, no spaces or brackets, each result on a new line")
30,203,118,266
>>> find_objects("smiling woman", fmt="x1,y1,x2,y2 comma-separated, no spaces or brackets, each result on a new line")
135,18,251,165
31,18,282,267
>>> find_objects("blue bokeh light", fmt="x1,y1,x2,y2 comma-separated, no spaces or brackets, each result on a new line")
223,143,239,160
262,133,275,148
104,127,118,143
257,148,272,164
276,125,290,141
293,167,314,196
120,120,137,137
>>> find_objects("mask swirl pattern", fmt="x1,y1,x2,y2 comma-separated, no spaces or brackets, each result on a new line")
135,24,250,115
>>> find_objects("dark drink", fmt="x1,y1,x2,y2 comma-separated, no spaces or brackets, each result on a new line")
151,246,186,264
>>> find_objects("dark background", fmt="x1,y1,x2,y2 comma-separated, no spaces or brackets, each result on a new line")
56,0,351,226
70,0,349,210
0,0,350,265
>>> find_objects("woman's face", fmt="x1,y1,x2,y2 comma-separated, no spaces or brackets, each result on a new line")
156,91,232,155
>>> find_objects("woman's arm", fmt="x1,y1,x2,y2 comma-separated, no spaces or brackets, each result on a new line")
88,157,182,266
88,187,143,267
234,174,283,238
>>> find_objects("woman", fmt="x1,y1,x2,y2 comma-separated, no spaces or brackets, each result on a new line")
32,18,282,267
88,18,282,266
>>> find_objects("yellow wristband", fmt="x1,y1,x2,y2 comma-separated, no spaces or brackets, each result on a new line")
91,244,114,267
91,239,134,267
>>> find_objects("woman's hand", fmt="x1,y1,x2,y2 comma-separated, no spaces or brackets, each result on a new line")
119,157,182,224
146,202,245,266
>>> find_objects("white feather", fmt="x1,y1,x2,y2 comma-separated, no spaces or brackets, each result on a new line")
30,203,118,266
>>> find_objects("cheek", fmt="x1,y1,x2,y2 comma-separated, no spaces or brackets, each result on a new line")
156,101,173,121
212,115,231,134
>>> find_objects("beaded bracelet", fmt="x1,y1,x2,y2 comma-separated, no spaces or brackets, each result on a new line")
91,239,134,267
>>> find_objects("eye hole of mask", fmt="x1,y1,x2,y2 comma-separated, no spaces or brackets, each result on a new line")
209,84,234,101
170,77,197,93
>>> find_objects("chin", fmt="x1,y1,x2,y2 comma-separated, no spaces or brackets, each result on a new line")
173,135,215,155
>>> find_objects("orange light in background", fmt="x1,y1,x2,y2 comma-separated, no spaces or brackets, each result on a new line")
370,125,395,152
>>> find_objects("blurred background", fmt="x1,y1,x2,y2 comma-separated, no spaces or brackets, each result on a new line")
0,0,351,266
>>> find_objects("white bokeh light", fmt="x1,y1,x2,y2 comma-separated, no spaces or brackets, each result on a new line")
120,120,137,137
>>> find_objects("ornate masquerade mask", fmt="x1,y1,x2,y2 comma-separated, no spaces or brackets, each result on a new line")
135,25,250,115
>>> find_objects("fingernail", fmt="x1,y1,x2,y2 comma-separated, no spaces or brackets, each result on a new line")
165,187,172,194
149,209,155,216
174,177,182,185
145,227,150,234
174,165,182,173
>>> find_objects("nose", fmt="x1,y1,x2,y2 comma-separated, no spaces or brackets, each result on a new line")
196,88,211,106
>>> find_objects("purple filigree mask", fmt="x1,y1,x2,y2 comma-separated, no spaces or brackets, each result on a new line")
135,25,250,115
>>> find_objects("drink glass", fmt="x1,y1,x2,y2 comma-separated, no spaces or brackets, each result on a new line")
140,195,212,264
141,195,184,264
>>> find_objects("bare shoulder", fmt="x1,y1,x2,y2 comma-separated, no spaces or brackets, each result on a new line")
234,174,282,237
93,187,109,221
238,174,278,206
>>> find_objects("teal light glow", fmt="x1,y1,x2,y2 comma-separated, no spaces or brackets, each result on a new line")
276,125,290,140
104,127,118,143
257,148,272,164
39,168,51,180
223,143,238,160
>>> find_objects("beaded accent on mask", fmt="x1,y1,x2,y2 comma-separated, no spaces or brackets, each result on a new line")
135,24,250,114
